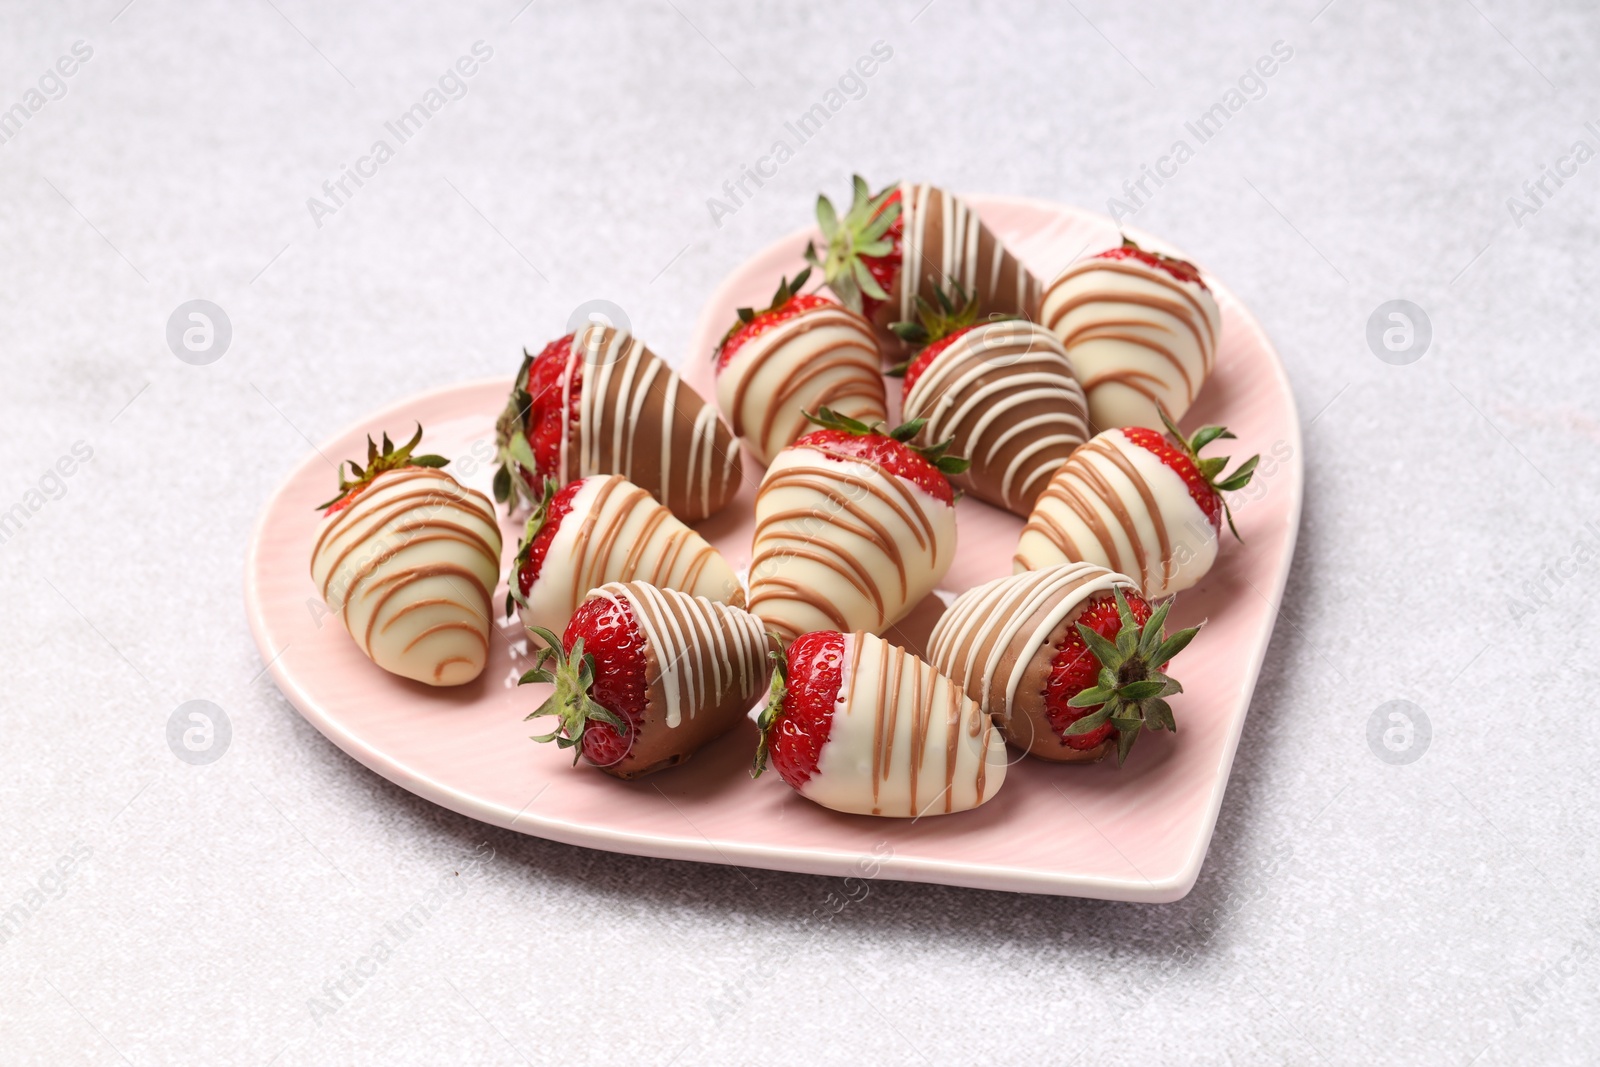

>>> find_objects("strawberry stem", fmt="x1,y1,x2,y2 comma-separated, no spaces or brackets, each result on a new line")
519,627,629,764
316,423,448,511
750,647,788,778
1156,407,1259,541
1062,588,1199,765
803,176,900,313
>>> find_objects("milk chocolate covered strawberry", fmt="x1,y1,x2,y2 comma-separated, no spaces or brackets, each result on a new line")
806,176,1040,355
893,282,1089,515
521,582,770,778
714,268,887,466
495,323,741,521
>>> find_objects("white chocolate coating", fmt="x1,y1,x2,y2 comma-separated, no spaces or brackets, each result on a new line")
516,475,744,639
1039,254,1221,430
801,632,1005,817
1015,429,1216,598
902,319,1089,515
591,582,768,731
747,446,956,644
311,468,502,686
715,303,886,467
928,562,1138,716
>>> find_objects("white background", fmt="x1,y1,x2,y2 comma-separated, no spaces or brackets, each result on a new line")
3,1,1598,1063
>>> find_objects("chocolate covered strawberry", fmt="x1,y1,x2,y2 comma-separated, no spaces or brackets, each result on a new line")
806,176,1040,356
494,323,741,521
714,267,887,467
1039,237,1222,431
746,409,967,646
891,281,1089,516
311,426,502,686
752,630,1006,816
507,474,744,638
521,582,771,779
1015,411,1258,597
929,563,1198,764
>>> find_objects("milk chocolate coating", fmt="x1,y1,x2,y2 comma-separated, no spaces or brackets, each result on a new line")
585,582,771,779
566,325,742,523
873,183,1041,356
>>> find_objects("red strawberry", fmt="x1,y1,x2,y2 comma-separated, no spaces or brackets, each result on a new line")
753,630,1006,816
494,324,741,522
520,582,770,779
1017,416,1257,597
747,409,968,644
929,563,1199,764
506,474,744,639
806,177,1039,355
890,282,1090,516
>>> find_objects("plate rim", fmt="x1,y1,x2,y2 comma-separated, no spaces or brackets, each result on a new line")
243,196,1303,901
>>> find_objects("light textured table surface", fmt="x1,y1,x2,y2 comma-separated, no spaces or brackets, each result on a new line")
3,0,1598,1063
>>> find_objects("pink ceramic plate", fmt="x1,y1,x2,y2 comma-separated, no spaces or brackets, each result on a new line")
244,197,1301,901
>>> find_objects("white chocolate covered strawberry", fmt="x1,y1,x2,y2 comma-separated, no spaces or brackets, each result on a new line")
310,427,503,686
507,475,744,639
753,630,1006,817
714,268,887,466
929,563,1199,764
893,283,1090,515
807,176,1040,357
1015,414,1258,597
1039,238,1221,431
746,410,964,646
494,323,741,521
